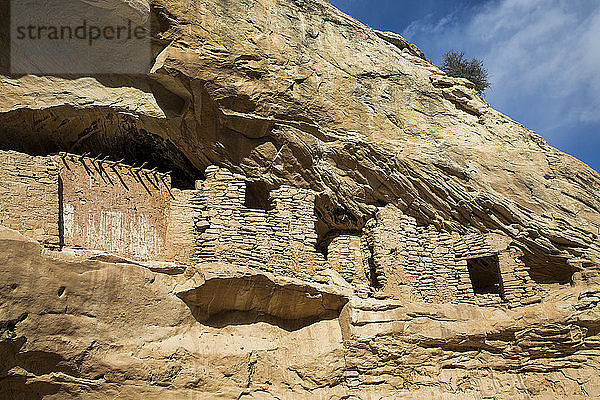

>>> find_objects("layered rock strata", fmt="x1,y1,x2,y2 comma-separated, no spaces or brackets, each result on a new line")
1,0,600,398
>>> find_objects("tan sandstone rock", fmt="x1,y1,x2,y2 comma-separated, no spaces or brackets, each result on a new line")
1,0,600,399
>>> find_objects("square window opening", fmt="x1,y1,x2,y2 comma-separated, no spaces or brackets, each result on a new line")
467,255,503,296
245,181,275,211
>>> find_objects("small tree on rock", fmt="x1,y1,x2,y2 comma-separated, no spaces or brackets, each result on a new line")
442,50,490,95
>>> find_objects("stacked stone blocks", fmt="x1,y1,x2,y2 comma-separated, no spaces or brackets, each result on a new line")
0,149,543,308
194,166,326,280
366,205,541,307
0,151,60,248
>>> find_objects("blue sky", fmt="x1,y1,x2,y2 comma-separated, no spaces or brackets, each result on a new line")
330,0,600,172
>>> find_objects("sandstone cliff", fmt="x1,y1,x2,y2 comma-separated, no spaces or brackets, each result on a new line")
1,0,600,398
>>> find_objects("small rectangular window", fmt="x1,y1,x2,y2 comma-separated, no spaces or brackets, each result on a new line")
467,255,503,296
244,181,274,211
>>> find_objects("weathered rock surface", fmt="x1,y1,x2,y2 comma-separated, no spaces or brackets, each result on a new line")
0,228,348,399
174,264,349,330
2,0,600,398
2,225,600,399
1,0,599,272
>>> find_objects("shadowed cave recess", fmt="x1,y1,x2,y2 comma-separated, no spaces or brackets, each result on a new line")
0,107,200,190
176,275,348,332
468,256,503,296
0,5,200,189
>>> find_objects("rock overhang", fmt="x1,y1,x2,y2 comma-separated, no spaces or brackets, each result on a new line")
175,264,350,331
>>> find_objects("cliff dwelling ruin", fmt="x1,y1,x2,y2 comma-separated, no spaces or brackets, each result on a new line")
0,148,566,308
2,0,600,397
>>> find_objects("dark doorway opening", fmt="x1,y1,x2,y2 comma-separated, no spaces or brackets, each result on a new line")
467,255,503,296
244,181,275,211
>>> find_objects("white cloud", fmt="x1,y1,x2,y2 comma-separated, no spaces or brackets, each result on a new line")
402,12,458,42
469,0,600,126
404,0,600,131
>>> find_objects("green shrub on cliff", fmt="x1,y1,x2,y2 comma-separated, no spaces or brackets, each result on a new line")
442,50,490,95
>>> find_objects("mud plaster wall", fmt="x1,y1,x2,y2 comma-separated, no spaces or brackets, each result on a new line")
193,166,326,279
0,151,60,247
56,155,172,261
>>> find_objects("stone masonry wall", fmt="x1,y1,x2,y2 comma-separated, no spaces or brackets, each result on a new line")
367,205,461,303
56,154,172,261
499,247,542,306
327,234,370,294
366,204,540,306
194,166,326,279
455,233,541,307
0,151,60,247
164,188,202,264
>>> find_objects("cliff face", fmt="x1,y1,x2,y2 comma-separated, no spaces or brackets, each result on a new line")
2,225,600,399
2,0,599,270
1,0,600,398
